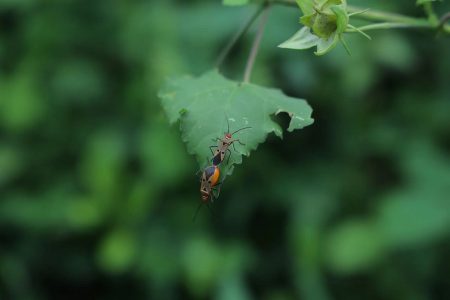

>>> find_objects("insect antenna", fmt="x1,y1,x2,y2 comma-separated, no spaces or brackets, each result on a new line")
192,202,203,222
231,126,252,135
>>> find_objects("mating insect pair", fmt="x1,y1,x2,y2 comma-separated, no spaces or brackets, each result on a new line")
194,118,252,220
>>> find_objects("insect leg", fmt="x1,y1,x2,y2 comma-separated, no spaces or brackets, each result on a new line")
235,139,245,146
209,145,218,155
192,202,203,222
212,185,222,198
226,148,232,165
231,142,238,152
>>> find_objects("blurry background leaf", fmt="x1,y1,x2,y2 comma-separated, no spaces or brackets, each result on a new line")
97,229,137,274
325,219,385,273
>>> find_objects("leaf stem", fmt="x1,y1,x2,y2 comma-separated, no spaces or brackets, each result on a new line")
243,4,271,83
216,5,266,68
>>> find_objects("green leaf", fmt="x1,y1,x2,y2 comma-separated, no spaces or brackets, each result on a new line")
158,71,314,172
314,32,339,55
279,27,340,56
278,27,320,50
325,220,386,273
330,4,348,34
97,230,137,273
377,191,450,249
300,14,316,28
321,0,346,11
222,0,249,6
296,0,315,16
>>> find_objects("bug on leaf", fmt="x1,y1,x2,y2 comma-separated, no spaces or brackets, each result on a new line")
209,118,252,166
193,165,221,221
200,165,220,202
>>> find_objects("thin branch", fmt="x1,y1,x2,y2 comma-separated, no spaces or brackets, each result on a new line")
243,4,271,83
216,5,266,68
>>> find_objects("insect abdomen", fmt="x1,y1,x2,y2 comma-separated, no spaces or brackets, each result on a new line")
212,153,222,166
204,165,220,186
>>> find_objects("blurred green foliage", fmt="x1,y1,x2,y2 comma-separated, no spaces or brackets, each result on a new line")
0,0,449,299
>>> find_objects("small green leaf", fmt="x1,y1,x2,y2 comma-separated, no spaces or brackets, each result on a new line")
159,71,314,172
322,0,346,10
315,32,339,55
378,194,450,248
222,0,249,6
330,4,349,34
325,220,385,273
296,0,315,16
278,27,320,50
300,14,316,28
279,26,340,56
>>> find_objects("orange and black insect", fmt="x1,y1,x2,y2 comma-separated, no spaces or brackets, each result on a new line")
193,165,221,220
200,165,220,202
209,118,251,166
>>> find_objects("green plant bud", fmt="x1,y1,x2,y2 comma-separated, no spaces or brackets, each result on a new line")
312,12,337,38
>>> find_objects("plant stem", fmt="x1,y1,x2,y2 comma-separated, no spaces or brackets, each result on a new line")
269,0,450,33
243,4,271,83
216,5,266,68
